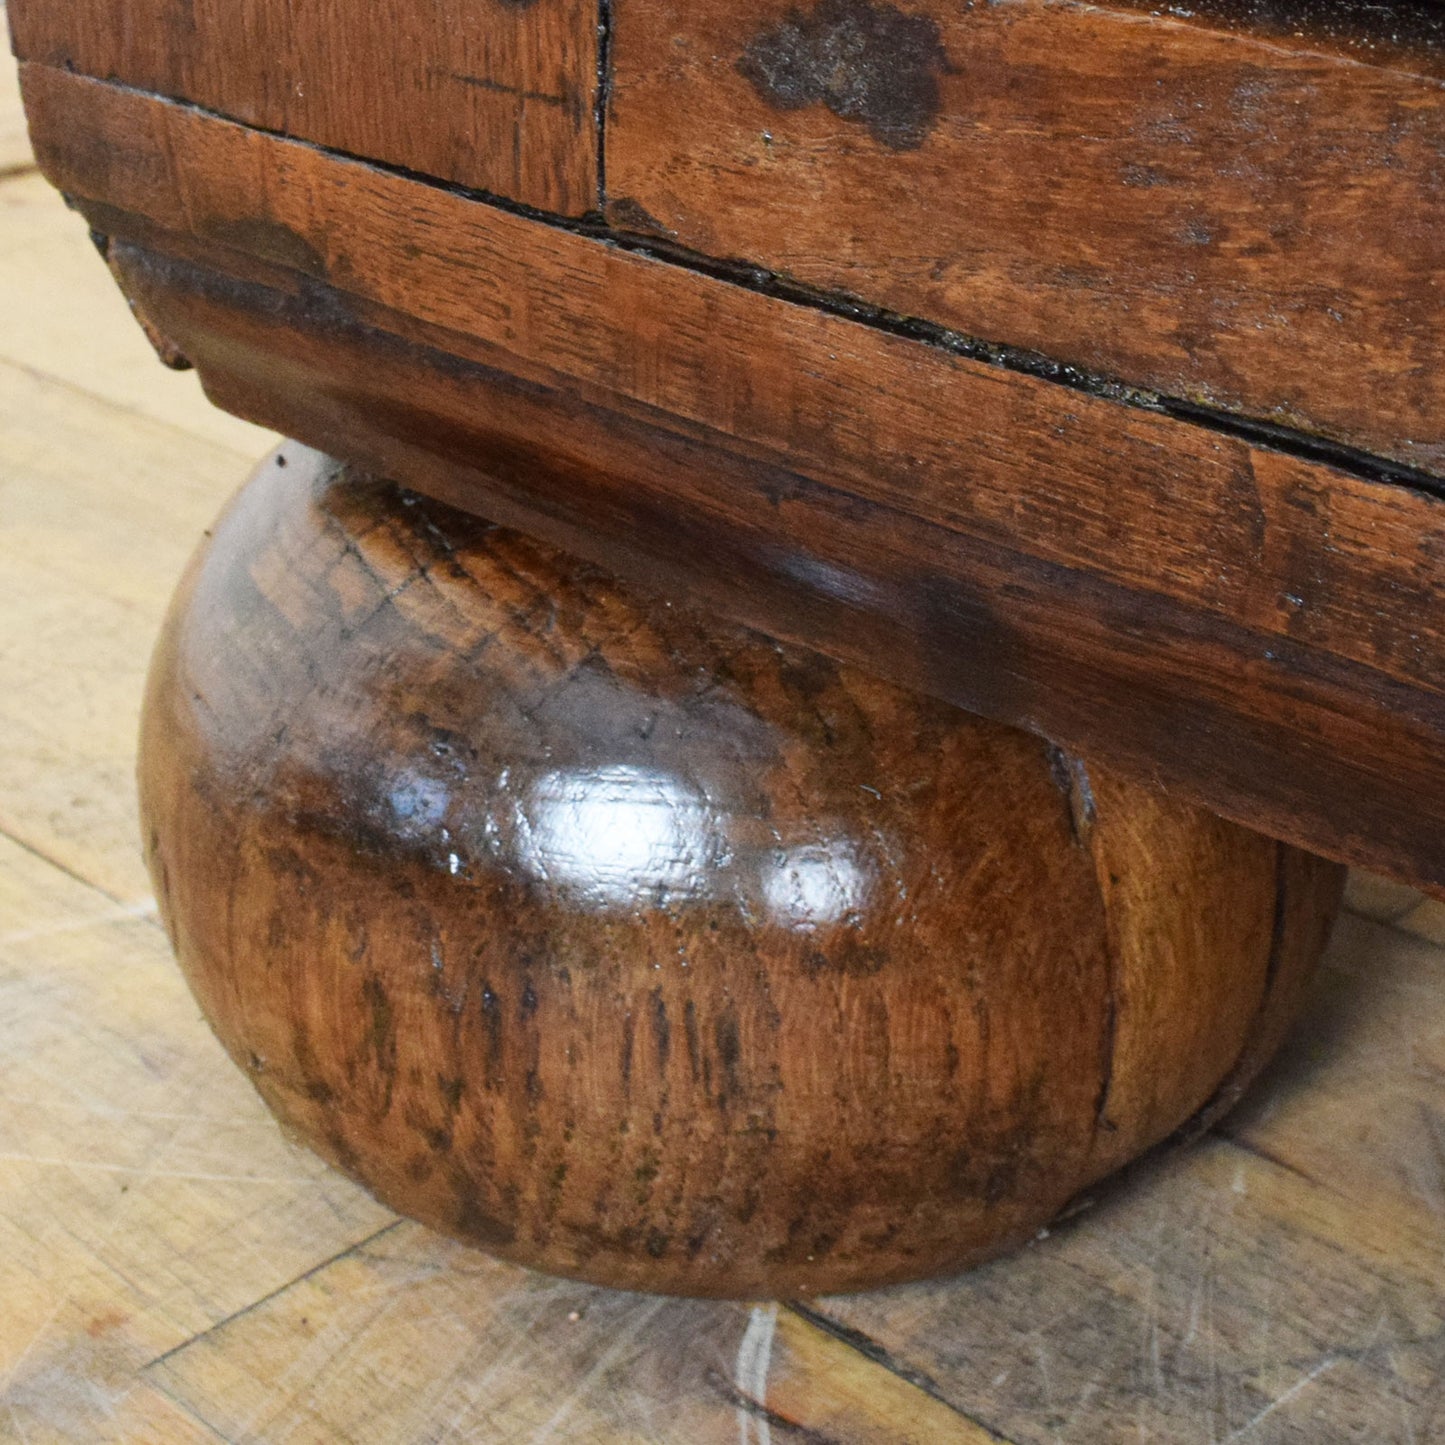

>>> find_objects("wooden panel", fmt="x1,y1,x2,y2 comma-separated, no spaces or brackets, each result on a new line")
7,0,598,212
22,63,1445,898
147,1228,1004,1441
606,0,1445,473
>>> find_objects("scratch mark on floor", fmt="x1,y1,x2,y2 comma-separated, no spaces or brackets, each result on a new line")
0,898,158,947
735,1303,779,1445
1221,1352,1339,1441
529,1298,665,1444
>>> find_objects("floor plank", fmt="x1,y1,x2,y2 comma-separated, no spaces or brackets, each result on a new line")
0,172,272,455
1345,869,1445,949
0,834,396,1443
149,1225,1003,1445
0,355,261,901
811,1128,1445,1444
1226,911,1445,1229
1,6,30,176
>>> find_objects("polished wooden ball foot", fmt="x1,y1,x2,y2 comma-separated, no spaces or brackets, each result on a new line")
139,446,1344,1297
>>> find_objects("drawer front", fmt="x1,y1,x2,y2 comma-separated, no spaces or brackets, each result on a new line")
605,0,1445,473
9,0,600,213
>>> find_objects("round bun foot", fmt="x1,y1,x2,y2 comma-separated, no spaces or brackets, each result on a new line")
139,446,1344,1297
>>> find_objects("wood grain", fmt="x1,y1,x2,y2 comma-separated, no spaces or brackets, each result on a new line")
606,0,1445,472
8,0,599,212
137,444,1341,1296
21,65,1445,900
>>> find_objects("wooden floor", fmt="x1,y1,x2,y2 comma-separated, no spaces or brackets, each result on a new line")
4,34,1445,1442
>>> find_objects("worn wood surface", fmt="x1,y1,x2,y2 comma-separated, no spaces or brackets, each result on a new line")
4,151,1445,1443
137,445,1341,1296
605,0,1445,474
20,63,1445,900
7,0,599,212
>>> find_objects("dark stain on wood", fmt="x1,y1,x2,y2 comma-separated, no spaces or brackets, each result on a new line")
604,196,677,238
736,0,948,151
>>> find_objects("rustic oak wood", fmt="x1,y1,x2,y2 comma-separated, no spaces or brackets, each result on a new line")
606,0,1445,472
7,0,599,212
137,445,1343,1297
18,57,1445,894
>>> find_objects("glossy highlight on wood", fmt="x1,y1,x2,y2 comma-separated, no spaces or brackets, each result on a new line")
138,447,1344,1297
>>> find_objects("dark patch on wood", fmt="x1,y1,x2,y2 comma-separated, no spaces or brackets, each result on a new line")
361,976,394,1070
606,196,676,238
519,979,538,1021
619,1009,635,1092
737,0,948,151
714,1008,743,1102
438,1075,464,1115
650,988,671,1069
683,998,702,1084
421,1124,453,1153
201,215,328,278
453,1190,518,1249
805,941,885,977
480,984,504,1088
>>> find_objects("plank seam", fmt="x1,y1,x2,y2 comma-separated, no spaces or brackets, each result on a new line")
784,1303,1017,1442
594,0,612,212
128,1380,240,1445
0,822,131,907
140,1219,405,1374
